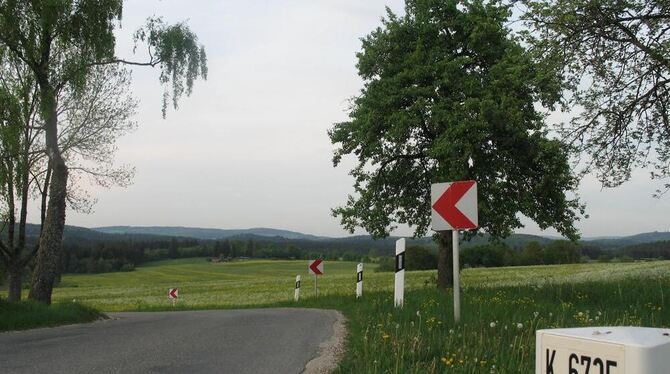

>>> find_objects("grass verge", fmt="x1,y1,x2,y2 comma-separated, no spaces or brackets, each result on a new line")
270,276,669,373
0,299,105,332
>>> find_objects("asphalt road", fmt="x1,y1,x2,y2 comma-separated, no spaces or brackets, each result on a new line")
0,308,339,374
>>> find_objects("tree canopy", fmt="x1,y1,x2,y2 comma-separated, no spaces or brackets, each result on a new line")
522,0,670,194
329,0,584,240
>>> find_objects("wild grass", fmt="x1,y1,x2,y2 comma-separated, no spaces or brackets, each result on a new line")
0,299,104,332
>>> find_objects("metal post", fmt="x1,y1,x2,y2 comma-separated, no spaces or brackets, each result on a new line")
315,274,318,298
452,230,461,324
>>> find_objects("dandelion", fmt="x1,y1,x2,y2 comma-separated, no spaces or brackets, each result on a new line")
534,311,539,317
490,322,496,328
516,323,523,329
449,329,455,334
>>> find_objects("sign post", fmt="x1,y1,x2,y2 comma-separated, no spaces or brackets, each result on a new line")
431,180,478,324
308,259,323,297
294,275,301,301
356,263,363,298
394,238,405,308
168,288,178,307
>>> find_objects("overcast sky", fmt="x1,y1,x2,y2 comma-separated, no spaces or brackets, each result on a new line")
51,0,669,238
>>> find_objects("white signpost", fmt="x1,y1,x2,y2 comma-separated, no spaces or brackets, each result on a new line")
356,263,363,298
394,238,405,308
536,327,670,373
294,275,301,302
308,259,323,297
168,288,178,307
431,180,478,324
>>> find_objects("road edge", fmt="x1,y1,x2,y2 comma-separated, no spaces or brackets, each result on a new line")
302,310,347,374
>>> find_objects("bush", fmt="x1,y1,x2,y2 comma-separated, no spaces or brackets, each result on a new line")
375,257,395,272
405,246,437,270
120,263,135,272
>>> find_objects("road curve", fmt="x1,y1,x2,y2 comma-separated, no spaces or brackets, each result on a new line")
0,308,341,374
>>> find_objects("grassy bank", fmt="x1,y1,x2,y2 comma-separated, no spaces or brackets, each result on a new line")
0,299,104,332
284,276,669,373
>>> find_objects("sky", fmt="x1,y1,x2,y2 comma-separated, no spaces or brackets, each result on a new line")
50,0,670,238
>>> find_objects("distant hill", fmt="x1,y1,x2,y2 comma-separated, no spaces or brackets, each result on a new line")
11,224,670,255
93,226,324,241
17,224,194,243
583,231,670,249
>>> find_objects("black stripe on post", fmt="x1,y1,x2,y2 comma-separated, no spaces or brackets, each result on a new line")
295,280,300,289
357,271,363,283
395,253,405,272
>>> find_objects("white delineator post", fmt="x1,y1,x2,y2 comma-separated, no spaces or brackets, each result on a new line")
452,230,461,324
394,238,406,308
294,275,301,302
356,263,363,298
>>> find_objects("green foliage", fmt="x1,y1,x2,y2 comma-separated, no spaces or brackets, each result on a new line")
522,0,670,192
330,0,583,240
133,17,208,117
0,299,103,332
462,242,509,267
375,256,396,272
405,246,437,270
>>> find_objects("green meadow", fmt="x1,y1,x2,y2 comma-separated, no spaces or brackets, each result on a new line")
5,259,670,372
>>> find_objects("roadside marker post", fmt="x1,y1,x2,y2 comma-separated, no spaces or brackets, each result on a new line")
356,263,363,298
394,238,405,308
431,180,478,324
452,230,460,323
168,288,178,307
536,326,670,373
308,259,324,297
294,275,301,302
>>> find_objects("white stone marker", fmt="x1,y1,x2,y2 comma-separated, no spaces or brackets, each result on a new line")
536,326,670,374
356,263,363,298
394,238,405,308
294,275,301,302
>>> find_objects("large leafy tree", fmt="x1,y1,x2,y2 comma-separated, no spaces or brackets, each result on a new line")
522,0,670,193
329,0,584,287
0,1,206,303
0,61,137,302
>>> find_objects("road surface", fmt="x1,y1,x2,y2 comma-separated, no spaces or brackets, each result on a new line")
0,308,341,374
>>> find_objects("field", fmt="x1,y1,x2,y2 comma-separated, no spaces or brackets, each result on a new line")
7,259,670,372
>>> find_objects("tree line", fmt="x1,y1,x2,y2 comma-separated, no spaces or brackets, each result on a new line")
376,240,670,272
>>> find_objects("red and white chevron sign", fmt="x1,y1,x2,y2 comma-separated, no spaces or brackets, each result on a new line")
168,288,178,299
431,180,478,231
308,259,323,275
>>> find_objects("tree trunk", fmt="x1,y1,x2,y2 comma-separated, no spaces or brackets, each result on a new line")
436,231,453,289
29,83,68,305
28,160,67,305
7,263,22,302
